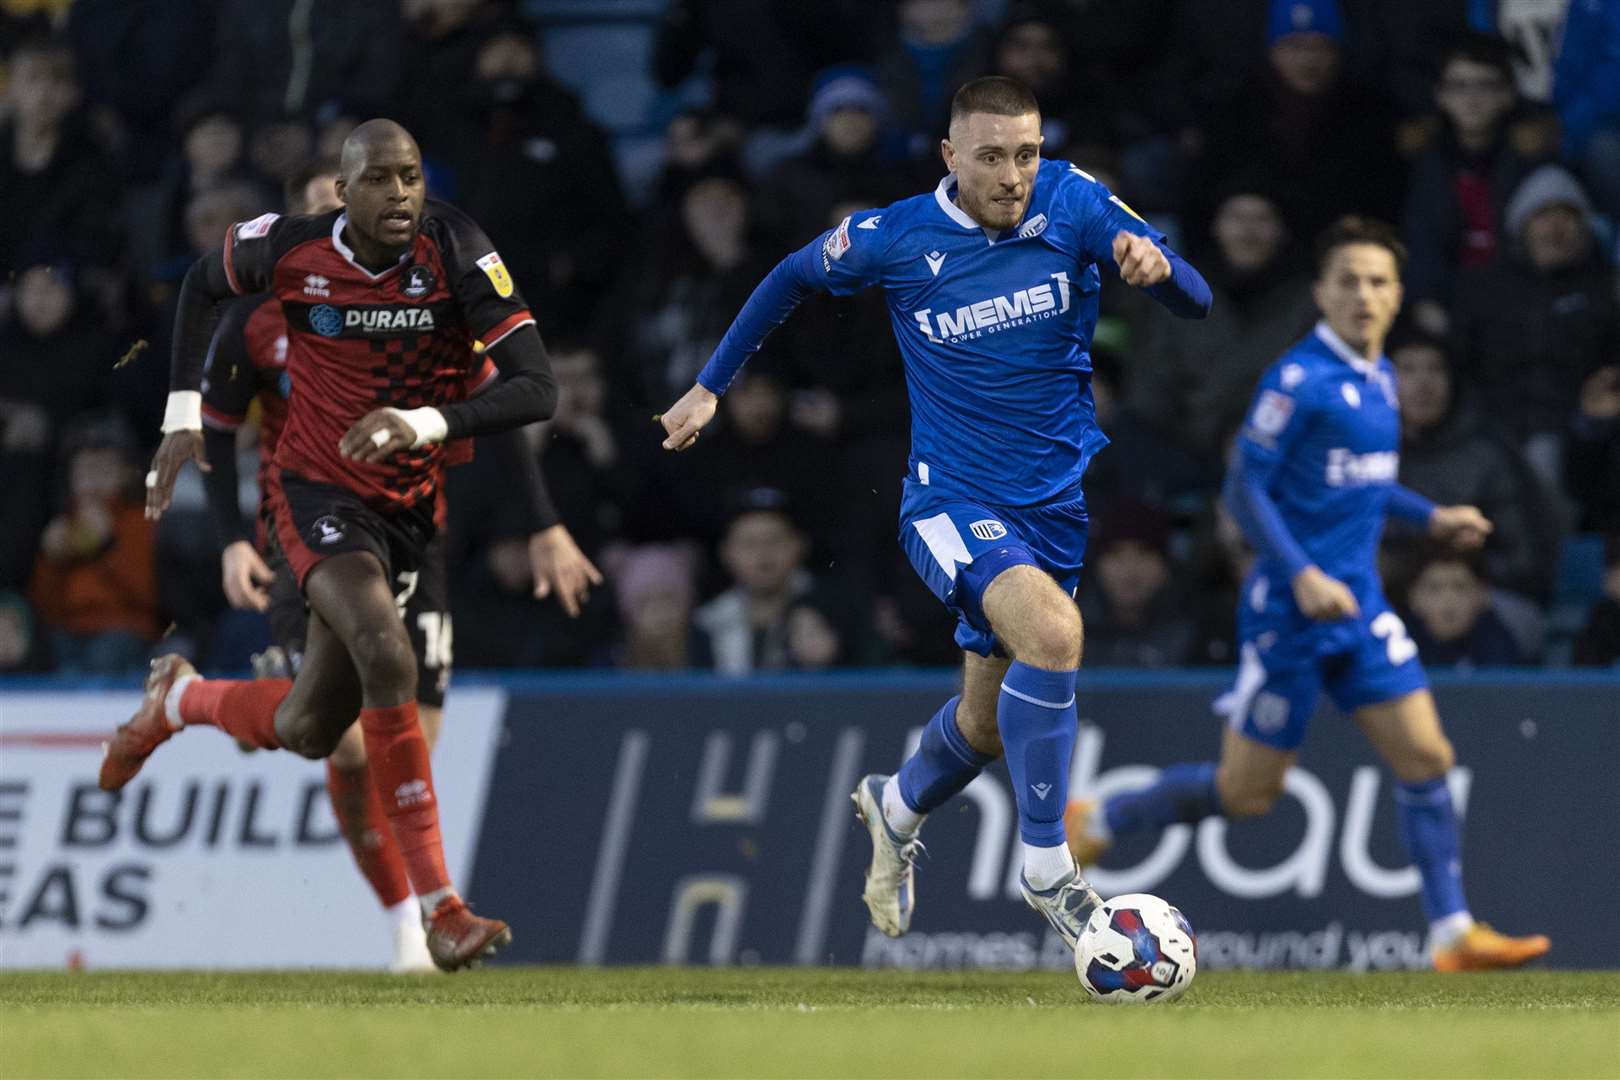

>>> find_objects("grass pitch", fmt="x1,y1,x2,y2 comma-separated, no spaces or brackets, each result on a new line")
3,968,1616,1079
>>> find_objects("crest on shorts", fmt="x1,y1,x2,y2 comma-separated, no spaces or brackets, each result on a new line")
969,519,1008,541
401,264,436,299
476,251,514,298
311,515,346,546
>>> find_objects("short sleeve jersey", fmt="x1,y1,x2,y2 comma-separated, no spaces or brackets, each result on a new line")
803,158,1164,506
219,198,533,510
1233,324,1404,592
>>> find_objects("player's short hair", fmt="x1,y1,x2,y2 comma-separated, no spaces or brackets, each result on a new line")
283,156,341,214
949,76,1040,128
1313,216,1407,278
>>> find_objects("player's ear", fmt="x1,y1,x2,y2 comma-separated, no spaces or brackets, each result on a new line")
940,138,956,173
333,176,348,205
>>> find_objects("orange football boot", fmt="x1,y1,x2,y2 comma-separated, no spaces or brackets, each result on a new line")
1433,923,1551,971
426,898,512,972
1063,799,1110,868
99,655,194,792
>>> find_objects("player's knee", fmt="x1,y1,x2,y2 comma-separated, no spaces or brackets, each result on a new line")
349,626,417,698
277,711,347,760
1396,737,1455,783
1022,606,1082,669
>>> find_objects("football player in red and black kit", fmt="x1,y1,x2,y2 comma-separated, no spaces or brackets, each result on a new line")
197,159,600,971
103,120,554,970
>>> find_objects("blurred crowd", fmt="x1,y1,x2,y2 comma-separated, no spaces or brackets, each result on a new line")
1,0,1617,677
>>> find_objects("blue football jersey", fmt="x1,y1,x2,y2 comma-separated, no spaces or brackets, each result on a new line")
1233,323,1404,592
809,158,1166,507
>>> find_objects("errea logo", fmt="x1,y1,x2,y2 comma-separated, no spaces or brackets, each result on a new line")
303,274,330,297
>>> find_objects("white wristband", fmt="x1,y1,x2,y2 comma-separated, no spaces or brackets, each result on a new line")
161,390,203,433
388,407,449,448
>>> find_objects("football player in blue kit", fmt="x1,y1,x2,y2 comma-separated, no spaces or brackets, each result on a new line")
1063,217,1550,971
658,77,1212,947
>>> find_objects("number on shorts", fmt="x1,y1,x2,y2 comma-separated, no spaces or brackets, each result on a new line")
416,611,453,670
1370,611,1418,665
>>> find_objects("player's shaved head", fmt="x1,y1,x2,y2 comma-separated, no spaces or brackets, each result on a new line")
339,118,420,178
949,76,1040,135
334,119,426,266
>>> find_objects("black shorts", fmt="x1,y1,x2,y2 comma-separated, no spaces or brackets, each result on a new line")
263,471,451,708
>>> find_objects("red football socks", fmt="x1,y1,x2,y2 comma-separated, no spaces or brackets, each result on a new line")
325,761,412,909
359,702,451,897
179,678,291,749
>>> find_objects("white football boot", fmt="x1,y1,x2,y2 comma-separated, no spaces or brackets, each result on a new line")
851,774,925,937
1020,867,1103,949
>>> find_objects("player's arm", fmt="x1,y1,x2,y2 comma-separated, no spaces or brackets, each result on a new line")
661,214,881,450
1072,172,1211,319
198,300,275,612
149,213,284,520
342,213,558,463
1395,487,1493,550
1222,373,1359,621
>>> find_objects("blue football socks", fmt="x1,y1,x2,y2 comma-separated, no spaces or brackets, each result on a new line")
895,696,994,820
998,661,1079,850
1395,776,1470,924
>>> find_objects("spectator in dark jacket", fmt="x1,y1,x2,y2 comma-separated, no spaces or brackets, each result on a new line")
759,67,912,247
1129,183,1317,451
1402,550,1528,668
1391,333,1558,603
1567,366,1620,534
1078,502,1195,667
875,0,992,155
1193,0,1402,246
1452,164,1619,478
1401,32,1541,335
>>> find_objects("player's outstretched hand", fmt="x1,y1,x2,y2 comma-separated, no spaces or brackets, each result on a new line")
222,539,275,612
1112,231,1171,287
528,524,603,617
1291,565,1361,622
144,429,209,521
340,408,416,464
1429,505,1493,551
657,383,718,452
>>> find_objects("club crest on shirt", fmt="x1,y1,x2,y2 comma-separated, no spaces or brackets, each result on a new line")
476,251,514,298
401,264,436,299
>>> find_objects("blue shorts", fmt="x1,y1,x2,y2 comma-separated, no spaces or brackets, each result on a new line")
898,477,1088,656
1215,571,1428,751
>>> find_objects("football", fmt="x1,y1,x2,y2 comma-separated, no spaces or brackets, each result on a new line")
1074,893,1198,1003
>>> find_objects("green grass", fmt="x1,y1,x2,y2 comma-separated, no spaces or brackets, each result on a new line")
3,968,1617,1079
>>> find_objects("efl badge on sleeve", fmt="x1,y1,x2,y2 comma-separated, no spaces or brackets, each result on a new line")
476,251,514,298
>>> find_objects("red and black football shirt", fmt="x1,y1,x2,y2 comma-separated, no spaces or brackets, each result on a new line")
220,198,534,511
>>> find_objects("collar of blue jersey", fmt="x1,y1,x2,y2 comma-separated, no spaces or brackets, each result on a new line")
330,213,413,281
933,174,980,231
1311,320,1384,379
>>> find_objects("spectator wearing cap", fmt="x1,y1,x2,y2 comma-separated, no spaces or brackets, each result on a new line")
1390,332,1558,604
29,417,162,673
1077,502,1195,667
1452,164,1619,476
1193,0,1401,245
1129,182,1317,452
1400,548,1528,668
1571,537,1620,667
694,490,817,676
1402,32,1543,336
613,544,699,671
759,66,912,248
